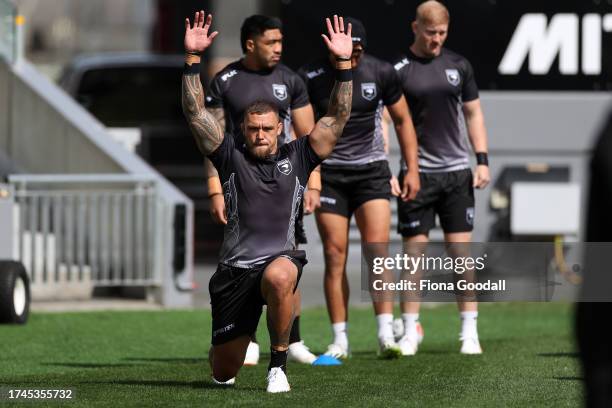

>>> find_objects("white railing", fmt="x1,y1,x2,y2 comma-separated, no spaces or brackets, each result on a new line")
8,174,165,300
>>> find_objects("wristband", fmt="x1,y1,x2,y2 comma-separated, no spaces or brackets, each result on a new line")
476,152,489,166
335,68,352,82
335,56,351,62
184,62,201,75
186,50,202,56
207,176,223,196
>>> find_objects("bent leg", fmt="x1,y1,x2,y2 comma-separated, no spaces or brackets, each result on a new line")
211,335,250,382
261,257,299,350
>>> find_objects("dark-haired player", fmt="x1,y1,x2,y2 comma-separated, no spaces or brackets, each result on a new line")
182,11,353,392
204,14,318,365
300,17,420,359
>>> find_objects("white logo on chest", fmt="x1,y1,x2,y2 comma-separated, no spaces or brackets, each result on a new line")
272,84,288,100
445,69,461,86
361,83,377,101
277,158,293,175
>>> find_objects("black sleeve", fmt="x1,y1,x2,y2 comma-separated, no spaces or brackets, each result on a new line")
290,72,310,110
206,133,234,179
461,59,479,102
205,74,224,109
295,135,323,175
379,61,404,106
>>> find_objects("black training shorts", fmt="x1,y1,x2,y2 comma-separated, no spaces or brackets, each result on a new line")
397,168,475,237
318,160,392,218
209,250,306,345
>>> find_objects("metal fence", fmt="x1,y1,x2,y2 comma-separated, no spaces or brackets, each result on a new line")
8,175,163,298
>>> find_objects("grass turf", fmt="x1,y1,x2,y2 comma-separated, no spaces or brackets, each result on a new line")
0,303,582,407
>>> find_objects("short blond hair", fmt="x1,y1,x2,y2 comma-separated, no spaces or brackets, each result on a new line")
416,1,450,25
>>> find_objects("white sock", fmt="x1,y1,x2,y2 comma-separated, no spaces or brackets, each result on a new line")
460,311,478,338
402,313,420,339
332,322,348,349
376,313,394,340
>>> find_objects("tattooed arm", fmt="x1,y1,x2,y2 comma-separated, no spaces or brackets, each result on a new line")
204,108,225,178
308,16,354,159
203,107,227,224
182,74,224,155
181,10,222,156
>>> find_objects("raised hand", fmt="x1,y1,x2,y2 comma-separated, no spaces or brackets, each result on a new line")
184,10,218,53
321,15,353,59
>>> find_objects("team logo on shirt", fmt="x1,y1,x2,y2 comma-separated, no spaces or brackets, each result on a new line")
221,70,237,82
361,83,377,101
272,84,288,101
394,58,410,71
466,207,475,226
445,69,461,86
277,158,293,175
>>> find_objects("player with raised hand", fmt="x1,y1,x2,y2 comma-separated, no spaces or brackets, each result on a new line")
182,11,353,392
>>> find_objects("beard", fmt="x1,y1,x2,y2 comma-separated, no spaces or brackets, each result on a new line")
247,143,274,160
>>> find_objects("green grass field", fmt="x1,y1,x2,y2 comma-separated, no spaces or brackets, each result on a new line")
0,303,582,407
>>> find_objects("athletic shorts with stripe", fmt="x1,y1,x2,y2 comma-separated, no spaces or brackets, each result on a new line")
209,250,306,345
318,160,392,218
397,168,475,237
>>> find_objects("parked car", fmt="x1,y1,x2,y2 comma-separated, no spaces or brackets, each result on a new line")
59,53,223,261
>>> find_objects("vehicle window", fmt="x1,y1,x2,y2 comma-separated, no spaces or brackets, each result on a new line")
76,67,184,127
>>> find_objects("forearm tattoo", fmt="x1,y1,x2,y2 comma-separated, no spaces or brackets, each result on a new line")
207,107,226,131
320,80,352,138
182,74,224,156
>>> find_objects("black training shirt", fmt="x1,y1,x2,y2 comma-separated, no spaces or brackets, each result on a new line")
206,60,310,146
207,134,322,267
299,54,403,166
393,48,479,172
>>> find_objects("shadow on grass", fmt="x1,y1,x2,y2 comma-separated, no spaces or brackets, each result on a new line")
81,380,259,391
42,363,142,368
123,357,206,364
538,352,579,358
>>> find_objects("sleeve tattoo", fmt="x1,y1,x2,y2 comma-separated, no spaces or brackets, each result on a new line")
319,80,352,140
204,107,226,178
182,74,224,156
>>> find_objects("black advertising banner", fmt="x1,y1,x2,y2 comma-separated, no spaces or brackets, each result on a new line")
280,0,612,90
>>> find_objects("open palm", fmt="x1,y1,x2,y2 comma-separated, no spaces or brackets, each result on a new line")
184,10,218,53
321,15,353,59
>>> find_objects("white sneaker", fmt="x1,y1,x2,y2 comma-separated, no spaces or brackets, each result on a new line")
392,318,404,340
288,341,317,364
397,335,418,356
243,341,260,366
378,337,402,359
460,335,483,355
323,343,349,359
266,367,290,393
212,376,235,386
393,318,424,344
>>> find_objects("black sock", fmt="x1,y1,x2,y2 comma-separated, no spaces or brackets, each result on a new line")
268,348,288,373
289,316,301,344
250,332,257,343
